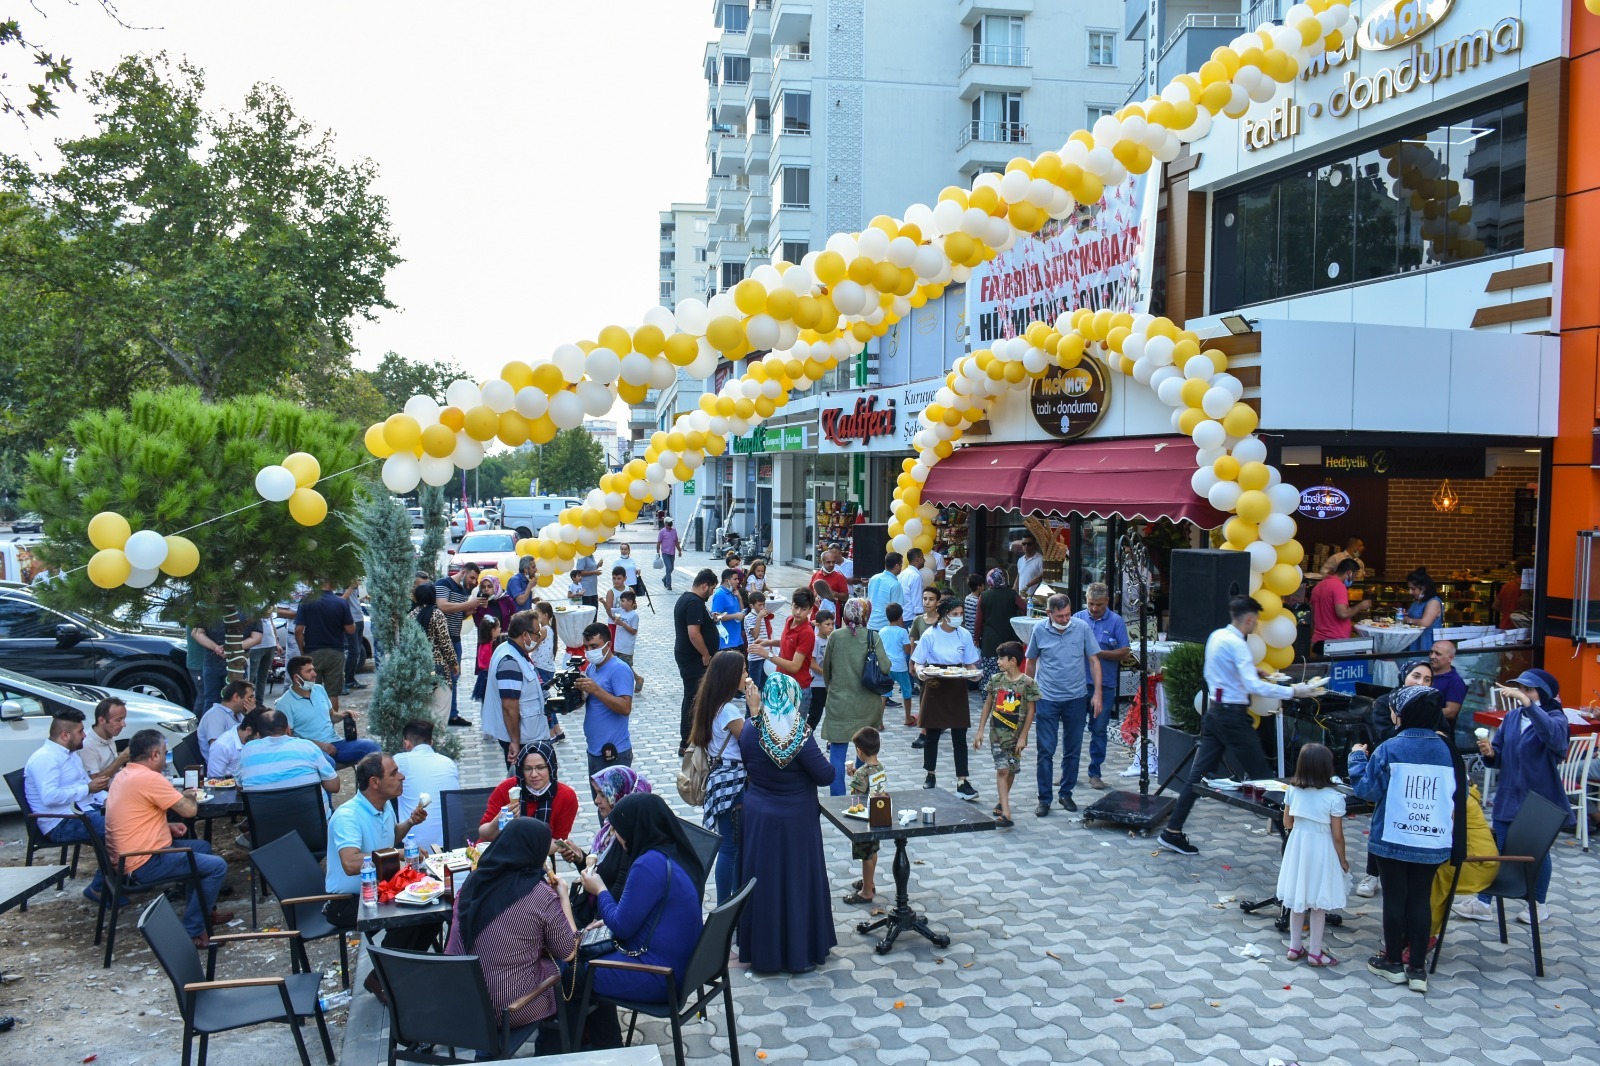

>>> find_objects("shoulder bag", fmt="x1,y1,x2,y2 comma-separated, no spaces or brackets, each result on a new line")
860,629,895,696
676,726,732,806
576,857,675,962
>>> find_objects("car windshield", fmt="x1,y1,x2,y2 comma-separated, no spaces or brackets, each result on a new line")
0,665,92,702
458,532,515,553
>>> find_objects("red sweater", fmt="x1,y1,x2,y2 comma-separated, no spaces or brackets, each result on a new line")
483,778,578,842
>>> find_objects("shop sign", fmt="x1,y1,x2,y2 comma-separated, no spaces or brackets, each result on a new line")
1320,447,1483,479
729,425,807,455
682,479,696,496
821,395,897,448
1029,359,1109,440
1298,486,1351,519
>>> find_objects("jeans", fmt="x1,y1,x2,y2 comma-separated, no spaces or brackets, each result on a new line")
197,655,227,714
449,636,463,719
1166,702,1274,832
46,808,106,895
1377,855,1440,969
345,618,364,686
807,687,828,730
923,728,970,779
746,659,767,690
829,742,850,796
713,805,742,904
247,647,274,698
1033,695,1091,801
678,658,706,751
330,738,381,765
1483,822,1553,905
661,554,676,589
129,838,227,938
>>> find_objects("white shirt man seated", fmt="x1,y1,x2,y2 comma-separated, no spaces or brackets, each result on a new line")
391,719,459,852
206,711,258,780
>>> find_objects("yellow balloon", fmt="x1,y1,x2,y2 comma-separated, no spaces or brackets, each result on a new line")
705,316,745,353
1264,563,1302,597
1276,540,1306,567
536,573,554,588
440,406,466,432
581,509,601,529
633,325,666,357
1180,378,1209,409
288,487,328,527
364,423,395,458
1237,461,1270,492
1264,644,1296,670
704,435,727,457
733,398,756,420
532,363,566,395
814,251,847,285
87,511,131,551
1224,517,1257,546
597,325,632,356
1234,489,1271,524
384,413,422,453
754,397,776,418
420,424,456,458
1253,589,1282,617
160,535,199,578
733,279,767,315
87,548,131,589
528,415,558,445
502,360,536,391
1212,455,1241,482
1223,403,1260,438
498,411,530,447
464,405,499,442
764,287,798,321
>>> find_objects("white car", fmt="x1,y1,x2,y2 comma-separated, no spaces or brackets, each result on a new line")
0,667,196,813
449,508,491,542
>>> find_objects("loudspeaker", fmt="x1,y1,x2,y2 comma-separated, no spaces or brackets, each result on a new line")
1166,549,1251,643
851,524,889,583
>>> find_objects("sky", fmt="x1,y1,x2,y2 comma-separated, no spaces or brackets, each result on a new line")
0,0,714,428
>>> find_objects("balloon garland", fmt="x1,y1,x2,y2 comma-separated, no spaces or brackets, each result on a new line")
85,511,199,590
349,1,1359,667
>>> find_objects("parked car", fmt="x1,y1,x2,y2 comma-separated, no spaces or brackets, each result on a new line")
408,507,424,528
499,496,581,540
9,513,42,534
0,583,196,707
0,666,196,812
447,529,518,581
448,507,491,542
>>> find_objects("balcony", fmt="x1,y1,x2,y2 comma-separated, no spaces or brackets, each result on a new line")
957,0,1033,27
712,236,751,265
713,79,746,125
956,120,1030,177
743,121,771,174
749,0,771,48
957,44,1033,100
744,190,771,234
742,57,771,115
714,178,750,224
1157,13,1245,92
708,127,744,176
771,0,811,47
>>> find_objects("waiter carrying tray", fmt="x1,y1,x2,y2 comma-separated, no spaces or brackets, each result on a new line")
1159,596,1325,857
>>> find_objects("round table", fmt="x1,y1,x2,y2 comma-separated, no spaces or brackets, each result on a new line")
551,603,597,654
1353,622,1426,686
1010,615,1041,645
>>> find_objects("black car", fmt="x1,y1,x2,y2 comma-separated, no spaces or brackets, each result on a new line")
0,584,195,707
10,513,42,534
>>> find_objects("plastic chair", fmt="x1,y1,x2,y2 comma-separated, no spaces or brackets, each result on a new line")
170,731,204,777
3,767,80,905
75,813,211,968
1430,792,1568,977
578,878,756,1066
438,787,496,851
247,835,353,988
1558,734,1596,851
366,944,567,1063
681,821,720,897
138,895,333,1066
240,783,332,927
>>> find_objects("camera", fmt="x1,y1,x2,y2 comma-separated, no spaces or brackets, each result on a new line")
544,654,589,715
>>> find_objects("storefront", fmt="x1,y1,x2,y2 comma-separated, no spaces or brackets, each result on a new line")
725,420,809,561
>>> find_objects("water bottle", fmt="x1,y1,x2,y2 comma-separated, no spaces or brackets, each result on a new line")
318,989,353,1011
497,805,514,831
360,855,377,908
403,833,419,871
1395,606,1405,625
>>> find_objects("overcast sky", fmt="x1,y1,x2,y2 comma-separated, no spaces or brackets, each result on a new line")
0,1,713,427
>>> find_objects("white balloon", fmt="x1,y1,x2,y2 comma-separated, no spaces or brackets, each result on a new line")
1195,446,1226,468
1262,613,1298,649
707,291,738,319
745,314,780,351
1212,373,1245,401
932,198,964,235
643,305,677,332
675,298,710,335
124,566,160,589
857,227,890,261
382,453,421,493
959,206,988,237
904,518,923,538
1151,365,1182,394
1231,435,1268,465
1144,334,1175,367
1122,334,1146,363
1208,480,1242,512
1156,376,1185,407
999,168,1031,203
687,344,720,380
481,378,515,414
1249,570,1263,594
1183,355,1215,381
1259,513,1297,546
1268,483,1300,514
891,533,912,553
585,348,621,385
831,280,868,317
420,454,454,487
782,265,815,295
1192,419,1226,451
451,435,484,471
909,464,929,483
254,465,297,503
826,232,859,259
1132,357,1155,384
649,356,677,389
548,390,584,429
578,381,614,417
912,244,945,280
887,235,918,268
124,529,169,570
404,395,440,422
619,352,652,386
1201,386,1234,419
1247,540,1278,573
1247,632,1267,662
552,344,586,383
1191,468,1220,497
445,379,481,410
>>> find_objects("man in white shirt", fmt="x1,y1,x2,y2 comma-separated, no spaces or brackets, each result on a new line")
392,720,459,852
899,548,926,621
1015,535,1045,599
78,697,130,789
206,711,258,780
1159,596,1322,856
24,708,111,899
196,681,256,761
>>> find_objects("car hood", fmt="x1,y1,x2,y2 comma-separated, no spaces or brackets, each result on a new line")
78,684,195,725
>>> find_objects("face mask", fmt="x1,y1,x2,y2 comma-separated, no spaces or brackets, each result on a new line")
1343,576,1354,587
585,647,607,665
822,563,834,573
1050,620,1068,632
948,613,964,626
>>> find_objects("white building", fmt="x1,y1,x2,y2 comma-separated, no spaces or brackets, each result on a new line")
640,203,714,465
584,420,622,470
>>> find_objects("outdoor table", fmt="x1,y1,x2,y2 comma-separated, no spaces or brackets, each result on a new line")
192,786,243,843
1353,622,1426,685
551,603,596,654
354,896,451,942
818,789,996,955
0,864,70,915
1009,614,1040,644
501,1046,663,1065
1471,708,1599,806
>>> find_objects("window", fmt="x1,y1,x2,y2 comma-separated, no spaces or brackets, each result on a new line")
1087,104,1116,128
779,91,810,134
722,56,750,85
970,15,1026,67
778,166,810,208
0,596,53,639
1211,91,1526,309
750,100,770,135
696,247,708,263
1088,30,1116,67
660,281,674,300
969,92,1024,143
659,222,675,240
780,240,809,264
660,251,674,268
721,262,746,288
723,3,748,33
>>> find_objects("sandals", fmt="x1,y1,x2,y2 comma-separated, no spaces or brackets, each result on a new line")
842,891,875,905
1285,947,1307,962
1307,952,1339,968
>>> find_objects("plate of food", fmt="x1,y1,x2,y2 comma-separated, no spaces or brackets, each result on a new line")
843,804,870,821
921,665,979,679
204,778,236,789
395,879,447,906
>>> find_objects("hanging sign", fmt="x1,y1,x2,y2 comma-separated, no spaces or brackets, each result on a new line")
1029,359,1109,440
1298,486,1351,519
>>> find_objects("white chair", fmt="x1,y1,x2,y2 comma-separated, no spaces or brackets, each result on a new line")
1559,733,1597,851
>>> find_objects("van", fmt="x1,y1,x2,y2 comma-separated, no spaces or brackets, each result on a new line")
500,496,582,539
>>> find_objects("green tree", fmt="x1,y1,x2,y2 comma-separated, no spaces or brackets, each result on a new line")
369,351,468,414
24,387,366,652
419,484,447,578
538,429,606,496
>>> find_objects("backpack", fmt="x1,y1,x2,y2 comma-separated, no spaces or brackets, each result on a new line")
676,726,732,806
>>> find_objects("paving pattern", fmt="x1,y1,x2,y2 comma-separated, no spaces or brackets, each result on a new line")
350,529,1600,1066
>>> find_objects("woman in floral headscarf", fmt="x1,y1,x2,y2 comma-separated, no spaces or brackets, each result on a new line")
818,597,888,795
977,567,1026,688
473,572,517,633
556,766,654,926
737,672,835,974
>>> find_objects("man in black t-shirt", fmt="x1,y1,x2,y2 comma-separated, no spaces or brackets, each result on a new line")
673,569,720,756
293,580,356,712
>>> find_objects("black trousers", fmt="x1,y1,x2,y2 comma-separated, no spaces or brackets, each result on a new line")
806,687,828,729
677,658,706,749
1377,855,1440,968
1167,702,1273,832
923,728,970,779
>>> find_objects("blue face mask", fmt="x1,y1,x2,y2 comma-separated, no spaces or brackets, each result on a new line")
1342,575,1354,587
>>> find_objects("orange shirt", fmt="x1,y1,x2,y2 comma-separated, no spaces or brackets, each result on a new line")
105,762,181,876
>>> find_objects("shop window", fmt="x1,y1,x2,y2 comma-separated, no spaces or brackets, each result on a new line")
1211,91,1526,309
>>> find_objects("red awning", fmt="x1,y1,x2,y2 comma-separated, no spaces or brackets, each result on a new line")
1019,437,1226,524
920,442,1058,511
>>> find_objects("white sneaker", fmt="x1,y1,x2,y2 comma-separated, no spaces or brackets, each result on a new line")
1515,904,1544,925
1452,897,1496,922
1354,876,1378,898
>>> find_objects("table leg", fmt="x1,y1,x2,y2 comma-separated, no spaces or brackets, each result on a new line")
852,835,951,954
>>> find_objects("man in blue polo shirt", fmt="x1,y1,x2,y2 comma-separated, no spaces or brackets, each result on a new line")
1074,582,1130,790
710,568,744,650
276,656,380,766
1428,639,1468,723
574,621,636,778
1025,592,1102,816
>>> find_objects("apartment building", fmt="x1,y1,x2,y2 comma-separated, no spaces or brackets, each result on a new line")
638,204,714,457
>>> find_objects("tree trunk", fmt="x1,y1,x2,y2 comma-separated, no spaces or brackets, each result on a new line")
223,608,248,684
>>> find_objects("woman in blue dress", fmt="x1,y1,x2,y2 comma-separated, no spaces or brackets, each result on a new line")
1404,568,1444,652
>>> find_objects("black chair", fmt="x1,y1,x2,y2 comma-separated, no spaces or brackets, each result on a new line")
1431,792,1568,977
3,767,80,905
170,731,204,778
682,821,720,898
72,812,212,967
248,834,354,988
138,895,333,1066
578,878,756,1066
439,787,497,850
240,783,331,927
367,944,569,1063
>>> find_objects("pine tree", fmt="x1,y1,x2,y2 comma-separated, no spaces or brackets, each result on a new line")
419,484,447,578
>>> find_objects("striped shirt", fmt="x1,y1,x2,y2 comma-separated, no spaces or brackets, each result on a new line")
435,577,471,639
238,735,337,792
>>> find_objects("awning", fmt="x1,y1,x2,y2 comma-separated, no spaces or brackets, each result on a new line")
1018,437,1226,525
919,442,1058,511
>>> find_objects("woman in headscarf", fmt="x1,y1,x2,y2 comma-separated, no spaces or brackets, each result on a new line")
690,650,756,903
555,767,652,926
1455,669,1573,924
737,672,836,974
578,792,705,1020
912,596,982,798
445,817,577,1037
409,582,460,691
474,571,517,633
977,567,1025,689
1349,682,1465,994
818,597,888,796
479,740,579,849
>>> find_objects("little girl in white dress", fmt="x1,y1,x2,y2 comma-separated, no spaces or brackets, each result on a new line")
1276,743,1350,967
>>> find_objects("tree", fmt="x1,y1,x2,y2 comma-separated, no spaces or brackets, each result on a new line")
0,53,399,410
419,484,447,578
24,387,365,641
538,429,606,496
369,351,468,414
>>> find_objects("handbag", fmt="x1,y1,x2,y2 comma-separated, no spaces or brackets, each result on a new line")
576,858,673,961
860,630,895,696
652,554,665,570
